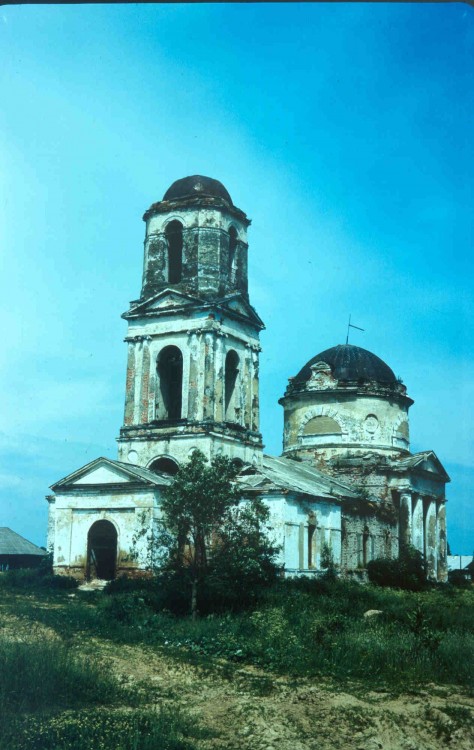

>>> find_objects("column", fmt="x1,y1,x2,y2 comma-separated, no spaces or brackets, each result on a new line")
399,491,412,551
203,332,215,421
187,331,200,421
251,348,260,432
411,493,424,553
139,342,150,424
214,334,225,423
437,502,447,582
124,342,136,426
424,498,438,580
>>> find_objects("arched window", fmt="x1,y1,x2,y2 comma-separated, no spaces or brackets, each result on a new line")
228,226,237,280
303,416,342,436
224,350,239,421
149,457,180,476
157,346,183,420
165,220,183,284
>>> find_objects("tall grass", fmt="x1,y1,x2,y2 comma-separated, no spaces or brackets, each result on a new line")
0,638,121,713
3,578,473,689
0,708,198,750
0,637,200,750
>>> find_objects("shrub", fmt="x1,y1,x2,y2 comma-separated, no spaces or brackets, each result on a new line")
367,546,427,590
0,567,78,590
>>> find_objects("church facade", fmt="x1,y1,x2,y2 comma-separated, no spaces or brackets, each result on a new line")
47,176,449,582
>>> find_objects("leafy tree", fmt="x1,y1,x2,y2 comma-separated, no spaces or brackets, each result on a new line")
157,450,280,617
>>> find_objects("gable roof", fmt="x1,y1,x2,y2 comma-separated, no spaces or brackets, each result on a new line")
123,288,204,319
390,451,450,482
51,457,172,491
0,528,47,556
237,455,357,500
123,290,264,329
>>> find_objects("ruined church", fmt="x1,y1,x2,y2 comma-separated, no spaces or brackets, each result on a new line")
47,176,449,582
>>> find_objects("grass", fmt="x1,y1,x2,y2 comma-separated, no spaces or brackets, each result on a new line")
2,576,473,691
0,619,204,750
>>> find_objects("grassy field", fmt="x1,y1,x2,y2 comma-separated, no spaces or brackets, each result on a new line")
1,575,473,749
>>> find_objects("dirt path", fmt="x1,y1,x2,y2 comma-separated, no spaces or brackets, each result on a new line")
1,606,472,750
91,638,474,750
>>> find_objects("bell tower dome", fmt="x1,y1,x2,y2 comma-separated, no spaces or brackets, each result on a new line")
117,176,264,472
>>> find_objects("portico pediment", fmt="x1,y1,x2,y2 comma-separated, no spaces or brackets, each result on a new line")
51,457,169,491
392,451,450,482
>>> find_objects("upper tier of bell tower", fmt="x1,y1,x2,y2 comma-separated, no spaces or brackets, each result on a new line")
140,175,250,302
118,176,264,472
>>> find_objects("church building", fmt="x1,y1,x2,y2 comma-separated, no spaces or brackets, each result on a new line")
47,176,449,582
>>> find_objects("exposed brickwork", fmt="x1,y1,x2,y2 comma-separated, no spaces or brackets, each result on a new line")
139,345,150,424
124,345,136,426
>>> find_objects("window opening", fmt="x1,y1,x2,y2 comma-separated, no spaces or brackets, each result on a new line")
228,226,237,281
149,457,180,476
224,350,239,421
166,220,183,284
157,346,183,420
308,524,316,568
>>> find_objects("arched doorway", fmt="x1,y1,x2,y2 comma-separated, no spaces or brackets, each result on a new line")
87,520,117,580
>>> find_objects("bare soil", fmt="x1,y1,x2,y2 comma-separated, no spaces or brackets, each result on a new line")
2,607,473,750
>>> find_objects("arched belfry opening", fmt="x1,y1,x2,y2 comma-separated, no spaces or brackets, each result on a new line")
157,346,183,420
149,456,180,476
87,520,117,580
228,226,238,281
224,350,240,422
165,220,183,284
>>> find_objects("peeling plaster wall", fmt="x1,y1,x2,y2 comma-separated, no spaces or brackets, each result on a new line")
261,494,342,575
117,309,263,468
51,489,160,579
282,391,410,460
142,206,249,301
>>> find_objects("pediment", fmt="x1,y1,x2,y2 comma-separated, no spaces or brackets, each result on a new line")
218,294,265,328
398,451,450,482
73,465,133,485
51,457,166,491
124,289,202,318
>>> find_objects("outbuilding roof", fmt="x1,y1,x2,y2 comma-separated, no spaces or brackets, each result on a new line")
0,528,47,556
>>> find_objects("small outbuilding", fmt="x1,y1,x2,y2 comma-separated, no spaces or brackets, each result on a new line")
0,527,47,570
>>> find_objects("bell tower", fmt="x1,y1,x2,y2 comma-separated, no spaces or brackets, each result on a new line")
117,176,265,473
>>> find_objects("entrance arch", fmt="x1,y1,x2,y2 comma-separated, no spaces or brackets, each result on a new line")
87,520,117,580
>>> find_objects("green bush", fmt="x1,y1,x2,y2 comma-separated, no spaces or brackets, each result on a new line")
0,567,78,590
367,546,427,590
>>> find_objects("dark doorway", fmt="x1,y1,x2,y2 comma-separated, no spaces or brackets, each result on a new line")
157,345,183,419
87,520,117,580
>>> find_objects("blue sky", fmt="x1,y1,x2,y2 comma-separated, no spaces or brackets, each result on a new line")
1,3,473,553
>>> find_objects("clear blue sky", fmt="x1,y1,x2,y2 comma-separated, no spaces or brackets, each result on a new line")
1,3,473,553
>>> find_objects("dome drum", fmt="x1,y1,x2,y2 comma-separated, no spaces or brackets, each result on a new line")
281,345,413,461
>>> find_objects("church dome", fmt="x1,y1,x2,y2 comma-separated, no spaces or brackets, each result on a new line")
294,344,397,385
163,175,233,205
